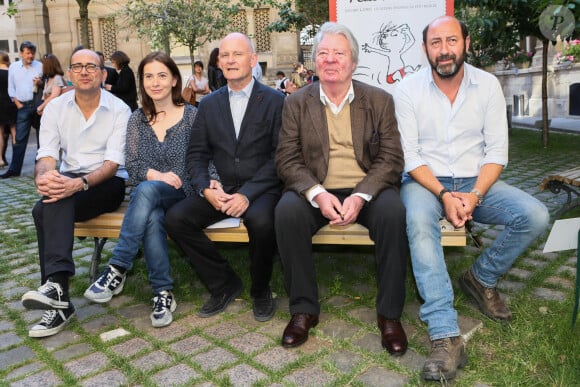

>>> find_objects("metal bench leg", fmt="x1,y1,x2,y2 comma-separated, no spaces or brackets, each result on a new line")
89,237,108,282
547,180,580,217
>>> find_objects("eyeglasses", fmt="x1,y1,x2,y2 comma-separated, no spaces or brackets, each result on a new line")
69,63,101,73
219,51,249,60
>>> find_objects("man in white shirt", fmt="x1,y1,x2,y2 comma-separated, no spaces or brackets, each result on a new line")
394,16,549,381
2,41,43,178
21,49,131,338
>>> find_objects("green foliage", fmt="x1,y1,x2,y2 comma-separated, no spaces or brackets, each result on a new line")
123,0,249,72
264,0,329,36
562,39,580,62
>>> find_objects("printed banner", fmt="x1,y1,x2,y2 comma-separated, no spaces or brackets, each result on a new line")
331,0,452,93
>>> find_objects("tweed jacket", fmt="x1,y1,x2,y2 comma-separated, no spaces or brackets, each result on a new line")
275,79,404,198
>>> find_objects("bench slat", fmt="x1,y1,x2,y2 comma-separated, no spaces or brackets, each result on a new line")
539,166,580,190
74,207,465,246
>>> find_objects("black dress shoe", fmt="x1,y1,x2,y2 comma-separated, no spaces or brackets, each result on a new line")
198,278,243,318
377,315,408,356
281,313,319,348
253,290,275,322
0,170,20,179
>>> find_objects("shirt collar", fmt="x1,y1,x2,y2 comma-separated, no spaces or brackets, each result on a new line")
319,82,355,114
228,77,254,97
428,63,476,90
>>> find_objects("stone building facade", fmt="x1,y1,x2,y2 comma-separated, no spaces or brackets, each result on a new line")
488,41,579,119
2,0,301,85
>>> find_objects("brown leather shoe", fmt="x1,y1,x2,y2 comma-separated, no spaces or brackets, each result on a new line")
459,268,512,321
377,315,408,356
281,313,319,348
423,336,467,381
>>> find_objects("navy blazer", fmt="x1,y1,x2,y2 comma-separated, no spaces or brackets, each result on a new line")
187,81,285,201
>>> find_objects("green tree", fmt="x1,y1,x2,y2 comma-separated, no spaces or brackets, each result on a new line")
4,0,92,48
77,0,92,48
456,0,580,147
123,0,247,73
266,0,329,37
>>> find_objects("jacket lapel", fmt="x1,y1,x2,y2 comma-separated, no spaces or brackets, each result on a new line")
350,83,367,163
216,87,237,143
306,86,330,164
237,82,261,143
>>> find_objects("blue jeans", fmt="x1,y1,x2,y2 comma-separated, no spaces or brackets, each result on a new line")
9,103,35,175
401,177,549,340
109,181,185,294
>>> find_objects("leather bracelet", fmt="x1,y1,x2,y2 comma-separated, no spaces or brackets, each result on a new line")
437,188,450,202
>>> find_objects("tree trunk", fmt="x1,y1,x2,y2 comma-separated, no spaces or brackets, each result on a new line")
76,0,91,48
541,39,549,147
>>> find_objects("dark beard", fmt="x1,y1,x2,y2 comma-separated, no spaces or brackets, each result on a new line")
428,50,466,79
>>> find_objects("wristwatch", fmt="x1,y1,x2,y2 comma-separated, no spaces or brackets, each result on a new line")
470,188,484,206
81,176,89,191
437,188,450,202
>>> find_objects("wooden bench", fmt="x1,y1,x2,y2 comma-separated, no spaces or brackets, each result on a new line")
75,204,466,282
539,166,580,217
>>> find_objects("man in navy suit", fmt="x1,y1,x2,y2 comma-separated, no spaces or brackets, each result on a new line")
166,32,284,322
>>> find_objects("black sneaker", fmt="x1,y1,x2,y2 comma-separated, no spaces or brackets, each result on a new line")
29,304,76,338
198,278,243,318
253,290,275,322
150,290,177,328
22,280,70,310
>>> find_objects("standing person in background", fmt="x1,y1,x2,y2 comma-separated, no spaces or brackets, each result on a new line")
395,16,549,381
252,62,262,83
21,49,130,338
84,52,207,328
207,48,227,91
35,54,66,117
275,71,288,94
0,51,17,168
106,50,138,111
290,62,305,89
306,69,319,84
275,22,408,355
96,51,118,87
183,61,210,107
166,32,284,323
1,41,43,179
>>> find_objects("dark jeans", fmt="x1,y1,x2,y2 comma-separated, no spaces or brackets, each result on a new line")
275,188,409,318
32,176,125,283
8,103,35,175
166,192,279,298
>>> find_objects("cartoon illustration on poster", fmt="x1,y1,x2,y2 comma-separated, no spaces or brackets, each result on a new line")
361,22,419,84
332,0,451,93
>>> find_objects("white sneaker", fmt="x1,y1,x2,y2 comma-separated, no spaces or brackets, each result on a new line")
150,290,177,328
84,265,126,303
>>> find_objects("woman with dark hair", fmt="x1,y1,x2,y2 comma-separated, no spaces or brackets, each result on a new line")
207,47,226,91
35,54,65,116
84,52,214,327
183,60,210,107
106,50,138,111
